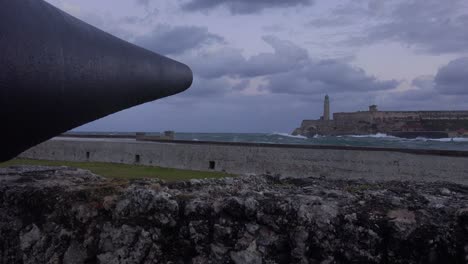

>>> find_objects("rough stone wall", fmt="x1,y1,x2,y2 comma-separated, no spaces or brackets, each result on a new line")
292,120,337,136
19,139,468,185
337,111,468,121
419,111,468,120
2,166,468,263
333,112,373,122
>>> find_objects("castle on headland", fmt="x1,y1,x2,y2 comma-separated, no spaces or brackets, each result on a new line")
292,95,468,138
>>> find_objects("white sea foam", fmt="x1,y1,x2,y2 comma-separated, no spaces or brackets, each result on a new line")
349,133,397,139
271,132,307,139
348,134,468,143
424,137,468,142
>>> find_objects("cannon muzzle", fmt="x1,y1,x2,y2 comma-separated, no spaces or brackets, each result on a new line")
0,0,193,162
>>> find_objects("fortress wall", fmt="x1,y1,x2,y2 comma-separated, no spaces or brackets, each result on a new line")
372,112,420,120
333,111,468,122
301,120,322,127
376,111,468,120
19,138,468,185
419,111,468,120
333,112,372,122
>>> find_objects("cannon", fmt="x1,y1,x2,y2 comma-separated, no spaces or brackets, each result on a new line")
0,0,193,162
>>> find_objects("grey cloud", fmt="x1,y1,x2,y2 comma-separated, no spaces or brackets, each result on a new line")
309,0,468,54
174,70,251,101
262,59,398,95
308,17,355,28
411,76,435,92
374,71,468,111
394,76,438,102
333,0,387,16
308,0,386,28
178,76,233,98
262,24,285,33
180,0,314,14
231,80,251,92
136,25,224,55
360,0,468,54
120,8,158,26
136,0,150,7
376,84,468,111
367,0,385,13
435,57,468,94
182,36,397,98
184,36,308,79
243,36,309,76
186,48,246,79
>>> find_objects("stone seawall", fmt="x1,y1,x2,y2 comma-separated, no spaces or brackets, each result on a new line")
19,138,468,185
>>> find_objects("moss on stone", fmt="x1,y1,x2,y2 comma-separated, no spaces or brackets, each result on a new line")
0,159,232,181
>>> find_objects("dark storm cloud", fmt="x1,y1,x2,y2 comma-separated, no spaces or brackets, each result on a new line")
434,57,468,95
308,0,468,54
136,25,224,55
361,0,468,54
180,0,314,14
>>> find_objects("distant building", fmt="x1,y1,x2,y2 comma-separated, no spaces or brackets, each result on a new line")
292,95,468,138
369,105,378,112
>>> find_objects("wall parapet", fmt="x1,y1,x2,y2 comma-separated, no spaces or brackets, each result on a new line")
19,138,468,185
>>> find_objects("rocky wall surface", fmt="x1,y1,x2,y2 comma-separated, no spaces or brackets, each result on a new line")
1,166,468,263
20,139,468,185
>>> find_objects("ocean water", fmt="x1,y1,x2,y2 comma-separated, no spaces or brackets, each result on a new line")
69,132,468,151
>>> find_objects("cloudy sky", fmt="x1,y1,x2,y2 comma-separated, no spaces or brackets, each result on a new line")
46,0,468,133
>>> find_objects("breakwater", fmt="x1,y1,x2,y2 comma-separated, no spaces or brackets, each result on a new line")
19,137,468,185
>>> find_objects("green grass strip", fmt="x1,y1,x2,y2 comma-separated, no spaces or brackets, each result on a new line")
0,159,232,181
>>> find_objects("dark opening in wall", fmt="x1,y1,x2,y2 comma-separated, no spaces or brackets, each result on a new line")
209,161,216,170
135,154,141,164
86,152,90,159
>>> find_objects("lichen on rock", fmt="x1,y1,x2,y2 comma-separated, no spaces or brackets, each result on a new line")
1,165,468,263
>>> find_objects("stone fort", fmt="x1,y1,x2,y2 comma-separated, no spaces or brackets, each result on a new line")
292,95,468,138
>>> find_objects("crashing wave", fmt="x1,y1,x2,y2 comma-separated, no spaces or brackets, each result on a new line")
270,132,307,139
348,133,397,139
413,137,468,142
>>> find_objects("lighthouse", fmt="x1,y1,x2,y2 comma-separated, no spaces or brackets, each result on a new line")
324,95,330,121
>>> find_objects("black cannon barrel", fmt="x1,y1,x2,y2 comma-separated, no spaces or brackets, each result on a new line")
0,0,193,162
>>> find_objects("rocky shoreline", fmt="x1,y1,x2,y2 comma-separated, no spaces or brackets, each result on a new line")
1,165,468,263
